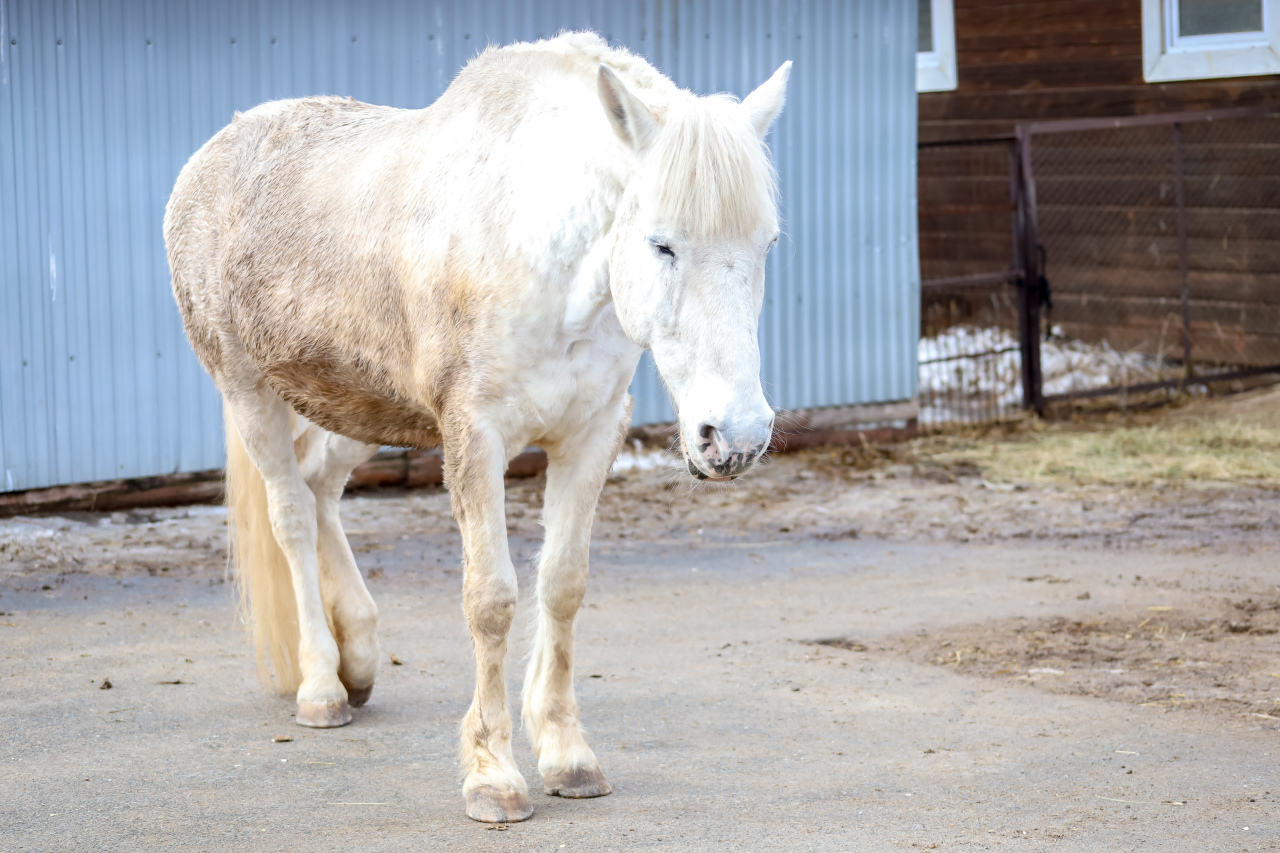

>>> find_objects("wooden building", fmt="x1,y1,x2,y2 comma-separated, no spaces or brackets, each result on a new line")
919,0,1280,142
917,0,1280,369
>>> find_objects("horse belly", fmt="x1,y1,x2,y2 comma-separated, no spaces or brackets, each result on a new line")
262,353,443,450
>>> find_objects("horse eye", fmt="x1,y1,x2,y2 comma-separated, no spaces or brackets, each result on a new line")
648,238,675,259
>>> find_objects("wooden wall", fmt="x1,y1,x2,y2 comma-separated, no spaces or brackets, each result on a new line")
919,0,1280,368
921,0,1280,142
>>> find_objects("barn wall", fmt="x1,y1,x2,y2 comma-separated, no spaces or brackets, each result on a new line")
920,0,1280,142
918,0,1280,366
0,0,918,492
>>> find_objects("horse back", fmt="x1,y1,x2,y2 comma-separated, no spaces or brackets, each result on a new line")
166,96,460,449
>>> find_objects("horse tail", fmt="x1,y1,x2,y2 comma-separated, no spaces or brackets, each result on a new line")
224,405,303,693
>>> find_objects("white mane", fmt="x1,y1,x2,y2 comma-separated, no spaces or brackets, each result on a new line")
646,95,779,240
513,32,780,240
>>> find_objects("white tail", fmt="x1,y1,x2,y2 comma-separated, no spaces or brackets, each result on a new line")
224,407,303,693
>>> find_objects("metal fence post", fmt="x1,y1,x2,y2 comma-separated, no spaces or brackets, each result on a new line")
1172,121,1193,380
1014,126,1044,414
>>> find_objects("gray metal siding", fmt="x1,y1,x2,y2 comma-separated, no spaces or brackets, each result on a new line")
0,0,918,491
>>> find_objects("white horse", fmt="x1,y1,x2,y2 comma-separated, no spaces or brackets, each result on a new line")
165,32,789,823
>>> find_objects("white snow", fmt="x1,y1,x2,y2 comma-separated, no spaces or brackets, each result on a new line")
919,326,1170,425
612,441,679,473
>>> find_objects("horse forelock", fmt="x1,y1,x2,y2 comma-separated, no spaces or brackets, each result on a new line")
645,96,778,242
457,32,776,243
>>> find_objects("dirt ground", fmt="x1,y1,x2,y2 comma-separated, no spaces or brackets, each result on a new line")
3,390,1280,850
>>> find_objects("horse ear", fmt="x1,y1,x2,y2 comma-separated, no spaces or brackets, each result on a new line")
741,61,792,139
598,65,659,152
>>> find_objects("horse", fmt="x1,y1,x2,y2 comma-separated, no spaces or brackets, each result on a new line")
164,32,789,823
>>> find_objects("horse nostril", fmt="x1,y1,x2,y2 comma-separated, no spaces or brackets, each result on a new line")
698,423,715,441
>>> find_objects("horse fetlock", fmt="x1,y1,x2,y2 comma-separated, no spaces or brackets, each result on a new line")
297,640,343,686
523,689,578,747
337,641,378,708
295,668,352,727
336,643,379,701
461,703,516,759
460,720,529,821
530,712,594,768
461,755,528,797
527,696,606,798
335,611,380,696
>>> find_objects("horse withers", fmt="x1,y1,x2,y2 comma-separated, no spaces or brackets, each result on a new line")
164,32,789,823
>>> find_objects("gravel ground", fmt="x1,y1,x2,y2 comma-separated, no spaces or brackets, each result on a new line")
3,438,1279,851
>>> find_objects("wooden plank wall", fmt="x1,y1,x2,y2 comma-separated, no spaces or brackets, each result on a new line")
918,139,1021,336
919,0,1280,366
920,0,1280,142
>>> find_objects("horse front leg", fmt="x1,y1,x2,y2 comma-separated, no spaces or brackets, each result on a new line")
447,425,532,823
523,401,630,798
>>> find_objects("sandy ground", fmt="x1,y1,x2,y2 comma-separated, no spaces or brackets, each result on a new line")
3,436,1279,851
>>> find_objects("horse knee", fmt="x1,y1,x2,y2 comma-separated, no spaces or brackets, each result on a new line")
464,574,518,639
539,560,588,622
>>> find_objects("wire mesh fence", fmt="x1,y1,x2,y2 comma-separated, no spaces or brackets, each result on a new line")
1024,106,1280,404
916,105,1280,429
917,137,1026,428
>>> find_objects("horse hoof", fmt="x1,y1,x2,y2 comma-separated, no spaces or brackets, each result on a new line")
346,685,373,708
466,787,534,823
295,699,352,728
543,765,611,798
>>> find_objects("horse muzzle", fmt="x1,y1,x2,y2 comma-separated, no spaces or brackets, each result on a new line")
684,420,770,481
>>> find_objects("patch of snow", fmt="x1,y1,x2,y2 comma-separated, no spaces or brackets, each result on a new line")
612,441,678,473
920,325,1171,425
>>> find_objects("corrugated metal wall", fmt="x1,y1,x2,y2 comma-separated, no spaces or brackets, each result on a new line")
0,0,918,492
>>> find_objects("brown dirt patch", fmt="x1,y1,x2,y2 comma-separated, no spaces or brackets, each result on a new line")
821,593,1280,726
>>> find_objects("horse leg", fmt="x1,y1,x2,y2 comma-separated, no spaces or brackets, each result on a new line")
523,401,630,798
223,384,351,727
295,424,382,707
447,424,532,823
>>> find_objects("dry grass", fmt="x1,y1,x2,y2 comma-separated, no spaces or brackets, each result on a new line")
914,385,1280,487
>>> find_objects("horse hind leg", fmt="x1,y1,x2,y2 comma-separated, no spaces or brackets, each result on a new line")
294,421,382,707
223,383,351,727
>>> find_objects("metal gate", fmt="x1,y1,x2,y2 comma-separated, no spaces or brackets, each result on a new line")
1022,105,1280,407
919,103,1280,428
917,135,1038,428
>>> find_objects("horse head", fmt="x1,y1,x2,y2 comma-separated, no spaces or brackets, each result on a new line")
600,62,791,481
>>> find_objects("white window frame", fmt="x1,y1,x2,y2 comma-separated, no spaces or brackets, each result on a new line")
1143,0,1280,81
917,0,957,93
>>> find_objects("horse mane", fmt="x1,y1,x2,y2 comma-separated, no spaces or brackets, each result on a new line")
486,32,779,240
646,95,779,240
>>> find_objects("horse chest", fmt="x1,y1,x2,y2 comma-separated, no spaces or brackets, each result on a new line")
501,324,639,441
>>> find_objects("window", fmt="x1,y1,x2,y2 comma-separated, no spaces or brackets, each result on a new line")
1143,0,1280,81
917,0,957,92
